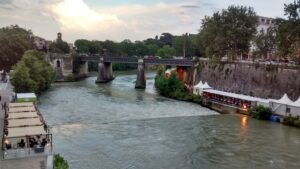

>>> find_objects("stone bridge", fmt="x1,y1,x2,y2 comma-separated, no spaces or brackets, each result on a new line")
79,56,194,89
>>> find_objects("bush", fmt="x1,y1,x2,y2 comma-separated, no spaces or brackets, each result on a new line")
283,115,296,126
54,154,69,169
155,68,202,104
283,115,300,128
249,105,272,120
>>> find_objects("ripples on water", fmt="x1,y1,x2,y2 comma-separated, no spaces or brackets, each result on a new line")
38,72,300,169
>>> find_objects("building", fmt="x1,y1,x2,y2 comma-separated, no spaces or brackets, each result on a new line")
248,16,276,60
256,16,275,34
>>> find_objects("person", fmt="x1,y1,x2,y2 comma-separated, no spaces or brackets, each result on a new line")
41,139,48,147
19,139,25,148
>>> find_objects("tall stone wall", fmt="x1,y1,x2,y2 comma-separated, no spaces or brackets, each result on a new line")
194,60,300,100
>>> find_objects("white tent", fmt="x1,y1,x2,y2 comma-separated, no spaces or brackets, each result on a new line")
270,94,294,116
193,81,212,96
273,93,293,105
292,97,300,107
202,82,212,89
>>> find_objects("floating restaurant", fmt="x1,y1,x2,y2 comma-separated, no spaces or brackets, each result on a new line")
2,101,52,159
194,81,300,117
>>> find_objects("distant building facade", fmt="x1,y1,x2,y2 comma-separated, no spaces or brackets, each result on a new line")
248,16,276,60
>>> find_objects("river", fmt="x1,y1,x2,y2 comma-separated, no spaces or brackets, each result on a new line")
38,72,300,169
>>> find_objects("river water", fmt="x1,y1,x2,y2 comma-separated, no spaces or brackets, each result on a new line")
38,72,300,169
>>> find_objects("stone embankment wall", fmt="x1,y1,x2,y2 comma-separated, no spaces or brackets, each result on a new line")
194,60,300,100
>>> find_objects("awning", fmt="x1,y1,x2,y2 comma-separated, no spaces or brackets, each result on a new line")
9,106,36,113
9,102,34,108
8,112,39,119
203,89,269,103
8,118,43,128
7,126,47,138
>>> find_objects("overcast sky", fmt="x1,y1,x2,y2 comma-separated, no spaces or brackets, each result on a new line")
0,0,293,43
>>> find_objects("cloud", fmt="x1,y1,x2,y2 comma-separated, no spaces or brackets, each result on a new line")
46,0,121,32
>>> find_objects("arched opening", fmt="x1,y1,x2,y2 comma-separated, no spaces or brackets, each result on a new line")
56,60,61,68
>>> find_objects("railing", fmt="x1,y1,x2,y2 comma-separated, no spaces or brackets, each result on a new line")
79,56,193,66
3,145,52,159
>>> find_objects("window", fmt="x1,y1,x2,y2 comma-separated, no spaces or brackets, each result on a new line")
267,20,270,24
261,18,265,23
286,107,291,113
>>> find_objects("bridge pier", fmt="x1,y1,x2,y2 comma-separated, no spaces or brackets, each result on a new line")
78,61,88,77
135,59,146,89
96,58,114,83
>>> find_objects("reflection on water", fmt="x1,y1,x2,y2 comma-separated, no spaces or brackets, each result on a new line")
38,72,300,169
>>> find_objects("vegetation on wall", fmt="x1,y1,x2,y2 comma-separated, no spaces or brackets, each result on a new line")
11,50,55,93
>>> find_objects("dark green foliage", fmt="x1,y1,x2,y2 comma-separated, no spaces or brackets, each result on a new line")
249,105,272,120
253,29,276,59
0,25,33,71
11,50,55,93
54,154,69,169
172,34,200,57
283,115,300,128
155,68,202,104
156,45,176,58
199,6,257,60
49,40,70,54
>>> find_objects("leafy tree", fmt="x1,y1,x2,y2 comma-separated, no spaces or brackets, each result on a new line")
253,29,276,59
199,6,257,60
275,0,300,60
160,33,173,46
11,50,55,93
133,41,149,56
0,25,33,71
156,45,176,58
49,40,70,54
147,44,159,56
74,39,90,53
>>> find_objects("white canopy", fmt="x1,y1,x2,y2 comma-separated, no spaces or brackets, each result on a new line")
272,94,293,105
194,81,204,88
7,126,47,138
291,97,300,107
202,82,212,89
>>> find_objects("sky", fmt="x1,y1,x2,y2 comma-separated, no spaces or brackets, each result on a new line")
0,0,294,43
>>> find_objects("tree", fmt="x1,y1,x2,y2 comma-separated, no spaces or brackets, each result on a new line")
11,50,55,93
275,0,300,60
160,33,173,46
49,40,70,54
74,39,91,53
199,6,257,60
156,45,176,58
253,29,276,59
0,25,33,71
